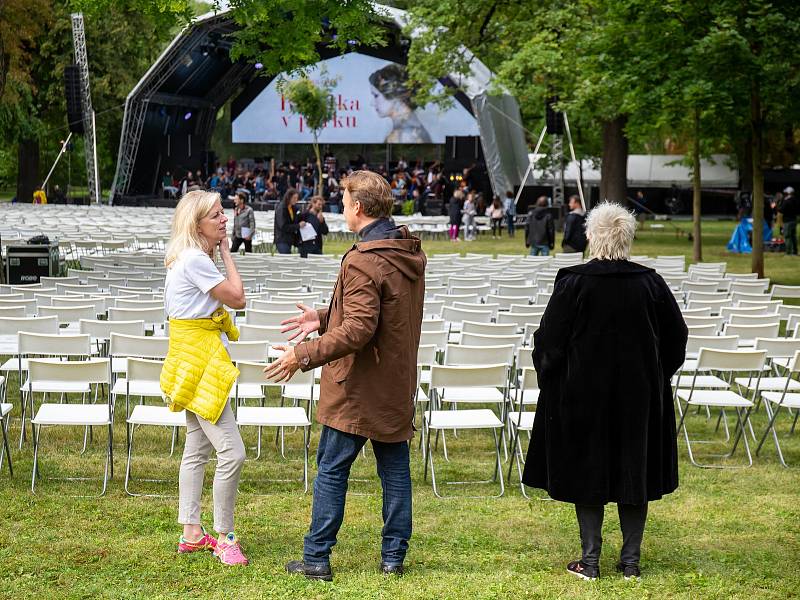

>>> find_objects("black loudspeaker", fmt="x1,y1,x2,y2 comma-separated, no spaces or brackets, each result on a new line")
545,96,563,135
445,136,484,161
63,65,84,135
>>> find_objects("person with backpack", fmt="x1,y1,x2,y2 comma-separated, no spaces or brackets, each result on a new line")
563,195,587,254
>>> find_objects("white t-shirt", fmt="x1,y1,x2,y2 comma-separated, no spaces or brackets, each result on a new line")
164,248,225,319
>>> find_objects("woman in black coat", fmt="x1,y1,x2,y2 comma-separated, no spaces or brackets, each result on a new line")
522,201,687,581
274,188,304,254
447,190,463,241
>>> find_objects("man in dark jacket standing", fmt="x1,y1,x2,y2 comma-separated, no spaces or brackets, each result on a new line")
299,195,329,257
266,170,426,581
274,188,305,254
525,196,555,255
562,194,587,253
523,202,687,581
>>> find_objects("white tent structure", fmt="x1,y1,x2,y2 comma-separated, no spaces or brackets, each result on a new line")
528,153,739,188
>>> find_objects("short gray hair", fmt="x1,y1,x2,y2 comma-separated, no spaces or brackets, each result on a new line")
585,201,636,260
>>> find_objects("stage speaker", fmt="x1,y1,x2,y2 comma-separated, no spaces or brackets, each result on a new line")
63,65,84,135
545,96,563,135
445,136,483,161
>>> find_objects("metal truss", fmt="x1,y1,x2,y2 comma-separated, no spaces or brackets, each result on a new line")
71,13,100,204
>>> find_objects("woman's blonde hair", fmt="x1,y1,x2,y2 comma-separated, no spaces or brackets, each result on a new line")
585,201,637,260
164,190,221,267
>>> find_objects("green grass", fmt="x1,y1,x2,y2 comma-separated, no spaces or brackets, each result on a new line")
1,218,799,599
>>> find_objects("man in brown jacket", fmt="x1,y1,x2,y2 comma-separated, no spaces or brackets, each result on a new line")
265,170,426,581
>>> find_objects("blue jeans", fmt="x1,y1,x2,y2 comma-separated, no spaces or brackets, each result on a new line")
506,214,516,236
530,245,550,256
303,426,412,567
276,242,292,254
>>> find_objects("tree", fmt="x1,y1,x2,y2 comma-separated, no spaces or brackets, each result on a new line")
281,74,336,196
1,0,189,202
404,0,643,205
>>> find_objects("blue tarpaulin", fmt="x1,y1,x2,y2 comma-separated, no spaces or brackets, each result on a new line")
726,219,772,254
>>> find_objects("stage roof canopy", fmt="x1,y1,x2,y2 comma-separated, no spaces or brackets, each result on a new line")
111,3,530,201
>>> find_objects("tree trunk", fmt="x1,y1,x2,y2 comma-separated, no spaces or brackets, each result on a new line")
312,136,323,197
692,108,702,263
17,138,40,204
599,115,629,205
751,84,765,278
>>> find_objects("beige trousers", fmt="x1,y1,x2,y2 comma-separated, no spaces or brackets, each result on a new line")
178,401,246,534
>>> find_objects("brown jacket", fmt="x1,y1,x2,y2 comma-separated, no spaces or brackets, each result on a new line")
294,228,426,442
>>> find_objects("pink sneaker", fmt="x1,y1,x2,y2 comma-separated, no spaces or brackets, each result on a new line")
213,532,249,566
178,527,217,553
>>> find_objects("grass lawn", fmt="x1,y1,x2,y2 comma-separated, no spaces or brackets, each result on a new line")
1,218,799,599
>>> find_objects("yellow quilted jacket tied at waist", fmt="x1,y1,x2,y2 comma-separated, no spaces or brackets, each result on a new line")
160,308,240,425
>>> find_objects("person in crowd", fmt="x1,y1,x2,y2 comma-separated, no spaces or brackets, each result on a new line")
563,194,588,254
179,171,194,197
503,190,517,237
299,195,329,257
413,188,426,216
52,185,67,204
489,196,505,238
161,190,249,566
462,192,478,241
274,188,306,254
369,64,432,143
163,171,179,198
448,190,463,242
522,201,687,582
525,196,555,255
780,186,797,255
230,191,256,253
266,170,426,581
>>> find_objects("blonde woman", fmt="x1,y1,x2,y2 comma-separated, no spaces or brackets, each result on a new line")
160,190,249,566
522,202,687,581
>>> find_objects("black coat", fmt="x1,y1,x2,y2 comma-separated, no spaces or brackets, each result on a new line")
526,206,555,248
448,198,462,225
522,259,687,505
563,211,587,251
274,201,300,245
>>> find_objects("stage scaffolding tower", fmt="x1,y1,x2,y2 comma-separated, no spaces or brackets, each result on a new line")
71,13,100,204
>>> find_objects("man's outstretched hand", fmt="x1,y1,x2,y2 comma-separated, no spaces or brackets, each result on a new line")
280,303,320,343
263,345,300,383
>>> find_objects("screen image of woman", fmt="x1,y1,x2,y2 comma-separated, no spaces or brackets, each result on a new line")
369,64,432,144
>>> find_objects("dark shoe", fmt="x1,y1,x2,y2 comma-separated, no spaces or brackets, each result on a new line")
566,560,599,581
380,562,404,576
616,562,641,580
285,559,333,581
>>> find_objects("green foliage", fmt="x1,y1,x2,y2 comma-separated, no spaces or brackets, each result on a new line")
280,74,337,137
217,0,386,77
402,199,415,215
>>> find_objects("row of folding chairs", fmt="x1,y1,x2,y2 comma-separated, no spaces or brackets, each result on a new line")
673,335,800,469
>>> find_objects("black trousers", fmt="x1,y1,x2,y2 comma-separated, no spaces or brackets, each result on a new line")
575,503,648,568
231,237,252,253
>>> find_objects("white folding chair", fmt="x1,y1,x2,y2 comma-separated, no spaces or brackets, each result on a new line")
245,309,288,327
123,357,186,496
234,362,313,492
29,358,113,495
723,322,780,347
108,307,166,334
506,367,539,498
675,348,766,468
756,350,800,467
79,319,146,356
423,364,507,498
461,321,518,336
0,375,11,477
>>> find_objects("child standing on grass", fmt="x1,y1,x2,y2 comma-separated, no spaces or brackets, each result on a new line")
161,190,249,566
